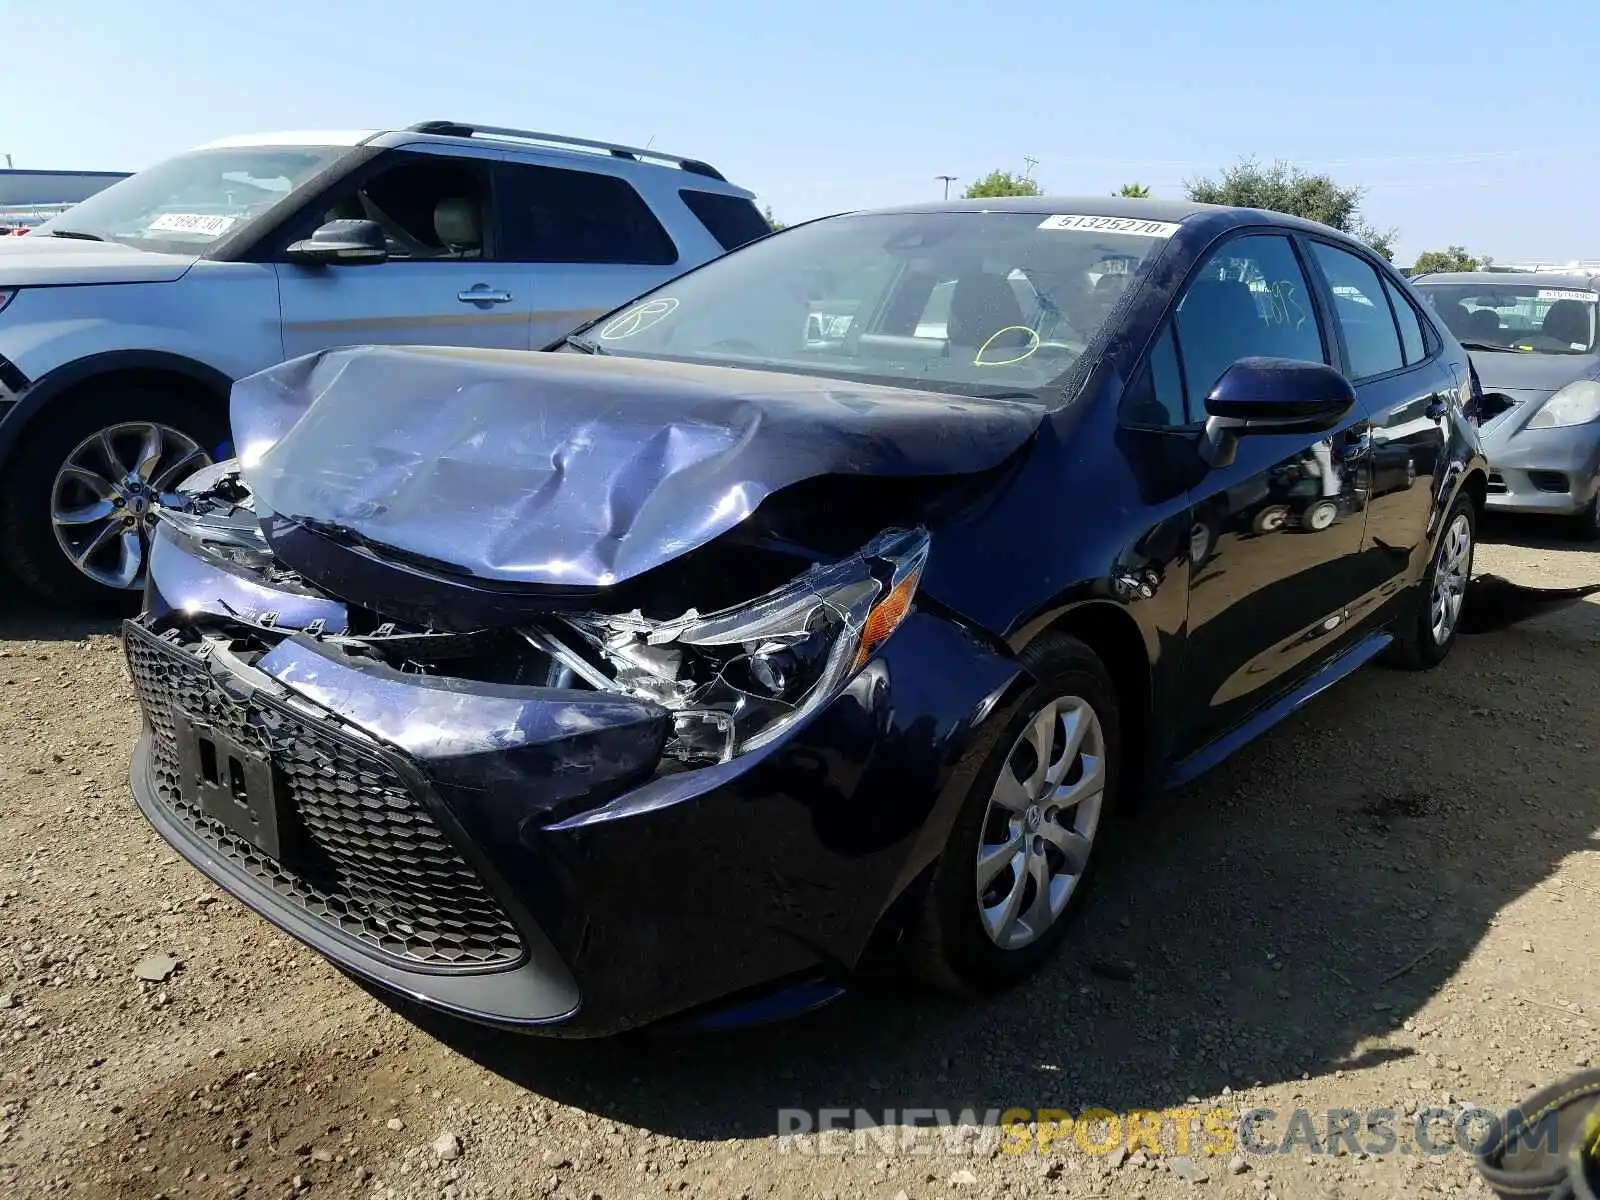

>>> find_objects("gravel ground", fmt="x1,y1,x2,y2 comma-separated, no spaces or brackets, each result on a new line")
1,513,1597,1200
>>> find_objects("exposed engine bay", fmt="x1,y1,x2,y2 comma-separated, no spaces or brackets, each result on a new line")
148,462,932,769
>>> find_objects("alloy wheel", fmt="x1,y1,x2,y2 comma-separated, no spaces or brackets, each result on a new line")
51,422,211,591
975,695,1106,951
1430,510,1472,644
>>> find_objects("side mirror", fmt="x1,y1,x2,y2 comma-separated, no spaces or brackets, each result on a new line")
1199,356,1356,468
285,219,388,266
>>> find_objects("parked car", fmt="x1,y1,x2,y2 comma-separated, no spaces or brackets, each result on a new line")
0,121,769,607
125,197,1488,1037
1412,271,1600,536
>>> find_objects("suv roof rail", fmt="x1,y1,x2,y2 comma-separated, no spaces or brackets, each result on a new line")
405,121,727,182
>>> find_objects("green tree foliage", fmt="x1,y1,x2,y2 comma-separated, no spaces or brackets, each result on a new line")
1117,182,1151,198
963,170,1043,199
1411,245,1484,274
1185,157,1397,260
763,205,785,231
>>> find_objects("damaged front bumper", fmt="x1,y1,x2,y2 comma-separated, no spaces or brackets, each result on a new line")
126,483,1027,1036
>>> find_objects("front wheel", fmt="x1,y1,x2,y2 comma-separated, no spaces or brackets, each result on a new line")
0,386,223,610
1383,493,1475,670
913,634,1120,995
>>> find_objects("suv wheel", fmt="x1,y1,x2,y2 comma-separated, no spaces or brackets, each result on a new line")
1,386,223,610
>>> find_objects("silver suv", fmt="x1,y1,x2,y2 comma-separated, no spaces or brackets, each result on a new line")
0,120,769,607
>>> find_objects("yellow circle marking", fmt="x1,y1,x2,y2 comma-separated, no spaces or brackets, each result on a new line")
973,325,1040,367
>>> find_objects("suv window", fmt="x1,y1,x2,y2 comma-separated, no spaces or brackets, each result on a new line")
1309,241,1405,379
313,156,492,261
679,190,772,252
1383,276,1428,364
1120,322,1187,425
496,163,678,265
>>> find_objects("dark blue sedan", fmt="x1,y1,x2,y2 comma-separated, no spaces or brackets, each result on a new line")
125,197,1488,1036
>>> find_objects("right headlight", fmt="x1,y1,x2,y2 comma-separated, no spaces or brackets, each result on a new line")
1529,380,1600,429
624,527,931,764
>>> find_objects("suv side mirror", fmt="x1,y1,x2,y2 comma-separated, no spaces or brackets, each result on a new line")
285,219,388,266
1199,356,1356,468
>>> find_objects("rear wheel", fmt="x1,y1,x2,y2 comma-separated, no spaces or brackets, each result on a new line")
1384,493,1475,670
914,634,1119,995
0,386,223,610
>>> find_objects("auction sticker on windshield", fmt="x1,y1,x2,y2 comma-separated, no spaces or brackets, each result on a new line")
1538,288,1598,302
147,212,238,236
1038,214,1182,237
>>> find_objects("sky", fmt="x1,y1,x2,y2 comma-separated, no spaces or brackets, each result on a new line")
3,0,1597,265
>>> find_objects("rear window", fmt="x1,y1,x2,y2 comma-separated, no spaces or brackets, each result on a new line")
679,190,773,251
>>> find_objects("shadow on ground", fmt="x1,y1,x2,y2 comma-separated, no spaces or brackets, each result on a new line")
386,588,1600,1140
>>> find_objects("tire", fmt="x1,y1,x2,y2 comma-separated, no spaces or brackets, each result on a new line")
1569,491,1600,542
1384,492,1475,670
913,634,1121,996
1253,505,1290,535
0,385,224,611
1305,499,1340,532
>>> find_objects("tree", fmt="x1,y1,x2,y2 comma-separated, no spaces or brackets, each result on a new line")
1117,182,1151,198
763,205,785,231
963,170,1042,199
1411,245,1483,274
1185,157,1397,260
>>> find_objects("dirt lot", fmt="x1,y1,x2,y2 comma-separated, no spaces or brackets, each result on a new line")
1,515,1597,1200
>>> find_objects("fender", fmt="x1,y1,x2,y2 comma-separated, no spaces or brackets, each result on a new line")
0,349,233,463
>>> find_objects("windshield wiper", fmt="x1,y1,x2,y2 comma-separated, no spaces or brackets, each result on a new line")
42,229,105,242
557,333,604,354
1459,340,1520,353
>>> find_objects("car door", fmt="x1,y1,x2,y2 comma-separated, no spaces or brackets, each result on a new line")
491,159,687,347
276,148,534,357
1131,231,1374,747
1303,240,1456,593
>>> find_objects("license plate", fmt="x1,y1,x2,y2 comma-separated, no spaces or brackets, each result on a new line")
173,713,291,860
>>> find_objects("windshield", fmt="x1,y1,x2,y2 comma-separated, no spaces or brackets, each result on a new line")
576,211,1181,397
33,145,351,253
1415,281,1599,354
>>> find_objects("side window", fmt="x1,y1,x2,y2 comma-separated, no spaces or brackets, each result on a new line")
1309,241,1405,379
1119,322,1187,426
311,156,491,261
1173,233,1326,404
496,163,678,266
678,190,772,251
1384,276,1428,365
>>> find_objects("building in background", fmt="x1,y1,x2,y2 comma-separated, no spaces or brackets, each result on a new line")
0,169,129,232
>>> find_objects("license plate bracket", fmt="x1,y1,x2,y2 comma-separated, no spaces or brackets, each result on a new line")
173,713,291,860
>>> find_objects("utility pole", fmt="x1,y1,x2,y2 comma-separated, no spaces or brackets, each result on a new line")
936,174,957,200
3,155,12,169
1022,155,1038,181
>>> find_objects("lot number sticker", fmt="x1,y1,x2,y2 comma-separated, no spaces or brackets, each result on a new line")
1537,288,1598,302
148,213,238,236
1038,214,1181,237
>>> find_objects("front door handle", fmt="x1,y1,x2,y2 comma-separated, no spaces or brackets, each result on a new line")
457,284,513,307
1426,394,1450,420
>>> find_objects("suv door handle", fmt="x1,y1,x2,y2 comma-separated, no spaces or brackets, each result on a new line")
457,285,513,306
1426,394,1450,420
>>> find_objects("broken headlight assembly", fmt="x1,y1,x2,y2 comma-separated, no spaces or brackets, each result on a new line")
572,527,930,765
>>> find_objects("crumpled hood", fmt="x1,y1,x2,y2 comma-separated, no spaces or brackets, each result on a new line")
233,345,1046,589
0,233,198,285
1470,348,1600,395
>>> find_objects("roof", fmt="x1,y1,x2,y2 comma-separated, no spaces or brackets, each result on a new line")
849,194,1349,236
1411,270,1600,290
194,130,382,150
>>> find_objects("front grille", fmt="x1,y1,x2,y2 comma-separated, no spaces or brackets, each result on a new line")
1487,471,1508,495
124,623,526,971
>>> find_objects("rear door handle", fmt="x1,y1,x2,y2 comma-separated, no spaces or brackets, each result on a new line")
458,285,513,306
